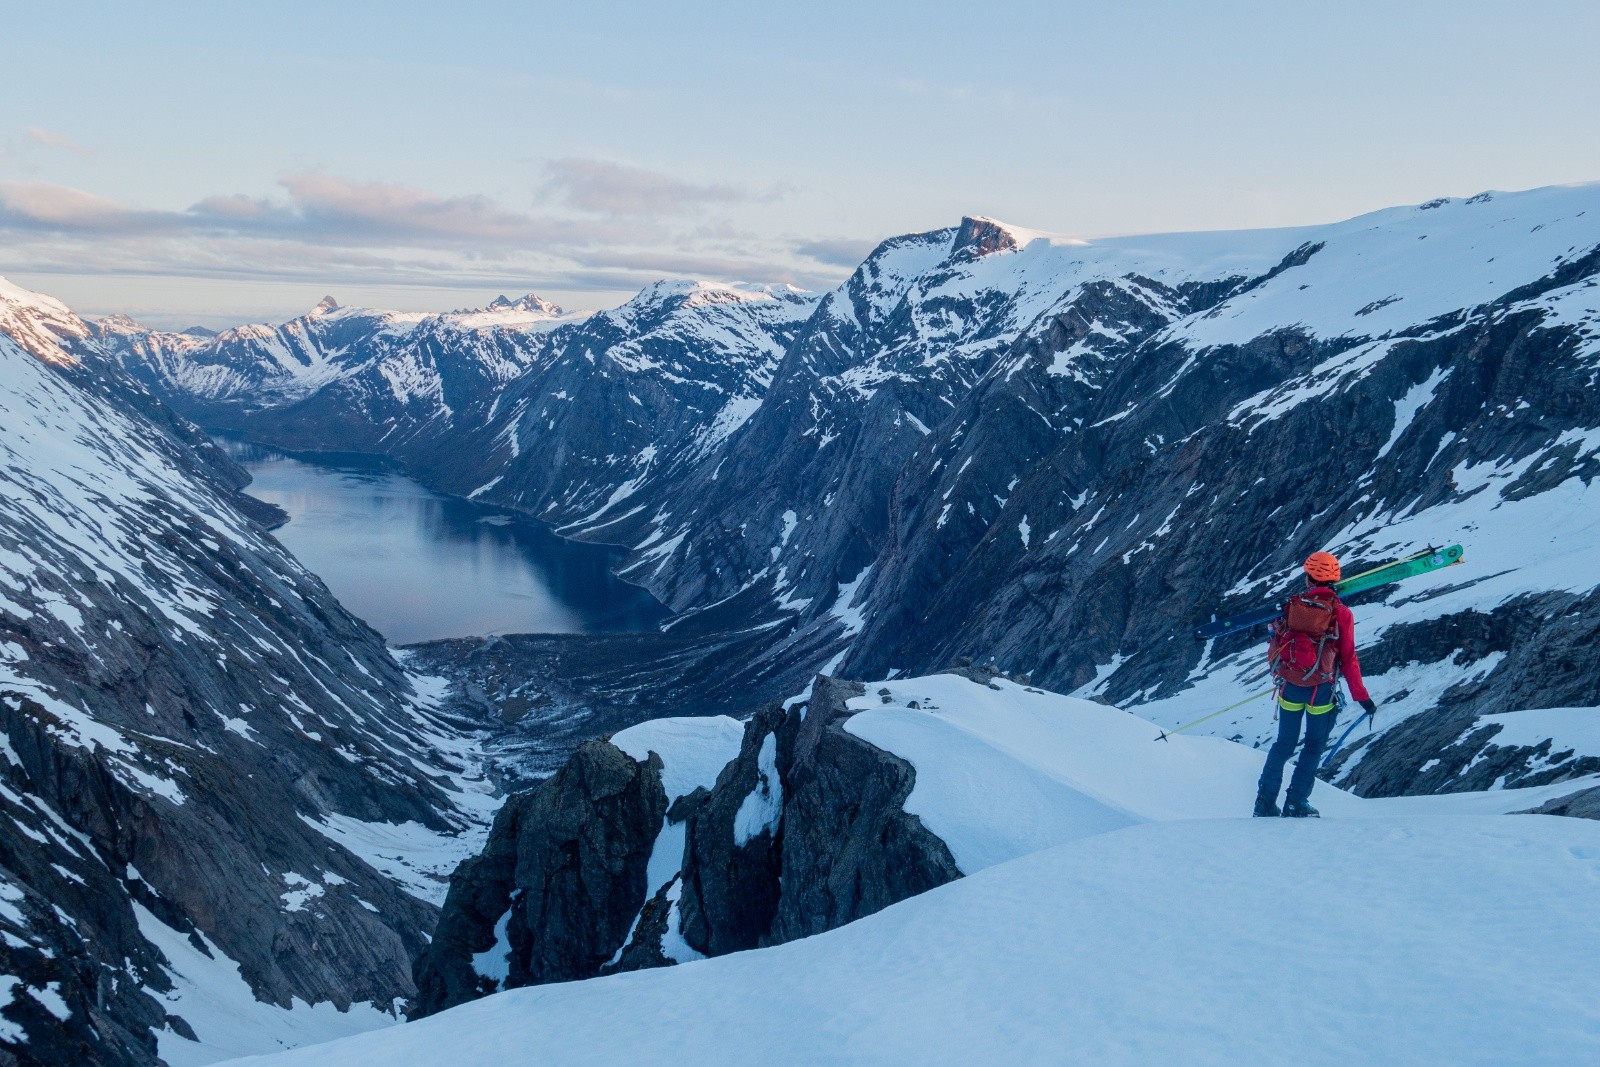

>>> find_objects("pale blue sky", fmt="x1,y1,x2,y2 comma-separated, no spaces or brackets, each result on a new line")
3,1,1597,327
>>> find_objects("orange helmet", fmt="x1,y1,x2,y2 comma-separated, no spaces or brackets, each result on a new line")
1303,551,1341,584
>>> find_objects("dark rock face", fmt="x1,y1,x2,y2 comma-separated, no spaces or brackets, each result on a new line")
420,674,960,1016
677,705,788,956
767,676,961,944
412,741,666,1017
0,284,490,1064
502,743,666,987
0,697,171,1067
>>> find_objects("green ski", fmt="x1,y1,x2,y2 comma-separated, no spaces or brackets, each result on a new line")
1334,544,1464,597
1194,544,1466,639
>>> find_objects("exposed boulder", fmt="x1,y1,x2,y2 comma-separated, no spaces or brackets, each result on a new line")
1521,785,1600,820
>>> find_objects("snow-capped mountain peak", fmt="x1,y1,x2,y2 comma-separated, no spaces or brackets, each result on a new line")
0,274,90,365
486,293,563,315
90,312,159,337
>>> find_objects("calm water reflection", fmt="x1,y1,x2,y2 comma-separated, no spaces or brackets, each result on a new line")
222,440,669,644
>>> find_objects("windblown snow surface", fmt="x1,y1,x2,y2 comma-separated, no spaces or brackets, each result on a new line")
229,674,1600,1066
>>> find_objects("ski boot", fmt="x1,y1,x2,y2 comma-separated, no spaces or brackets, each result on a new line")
1252,793,1281,818
1281,800,1320,818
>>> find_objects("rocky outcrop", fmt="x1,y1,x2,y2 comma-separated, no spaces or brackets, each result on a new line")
677,703,788,955
419,674,961,1016
1321,589,1600,797
767,676,961,944
1521,785,1600,820
413,741,666,1017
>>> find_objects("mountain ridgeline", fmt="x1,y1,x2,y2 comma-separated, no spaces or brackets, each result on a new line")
111,185,1600,797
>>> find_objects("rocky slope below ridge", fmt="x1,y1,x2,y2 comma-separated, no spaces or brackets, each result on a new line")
0,280,496,1066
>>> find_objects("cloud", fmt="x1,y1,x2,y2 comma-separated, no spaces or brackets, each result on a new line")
544,158,745,216
0,175,644,249
0,172,860,303
25,127,93,159
0,182,179,234
793,237,879,268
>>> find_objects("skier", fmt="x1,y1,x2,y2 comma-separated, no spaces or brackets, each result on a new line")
1253,551,1379,818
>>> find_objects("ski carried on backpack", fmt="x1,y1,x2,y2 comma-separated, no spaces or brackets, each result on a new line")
1193,544,1464,640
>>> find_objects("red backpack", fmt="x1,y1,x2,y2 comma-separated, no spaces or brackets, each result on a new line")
1267,590,1341,686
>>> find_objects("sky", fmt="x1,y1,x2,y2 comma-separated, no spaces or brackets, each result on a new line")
3,0,1598,328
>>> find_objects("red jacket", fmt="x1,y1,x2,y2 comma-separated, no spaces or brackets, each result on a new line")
1308,585,1371,703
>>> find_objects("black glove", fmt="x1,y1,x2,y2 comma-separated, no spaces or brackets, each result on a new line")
1359,698,1378,717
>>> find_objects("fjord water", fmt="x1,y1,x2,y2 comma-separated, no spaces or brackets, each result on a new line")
222,440,669,644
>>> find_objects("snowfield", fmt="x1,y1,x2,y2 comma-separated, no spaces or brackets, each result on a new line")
227,674,1600,1066
228,818,1600,1067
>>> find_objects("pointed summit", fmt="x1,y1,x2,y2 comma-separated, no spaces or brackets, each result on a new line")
312,295,340,314
477,293,564,316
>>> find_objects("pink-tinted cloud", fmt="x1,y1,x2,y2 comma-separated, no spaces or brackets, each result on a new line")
0,182,178,233
0,173,859,297
544,158,744,216
24,127,93,158
0,175,645,248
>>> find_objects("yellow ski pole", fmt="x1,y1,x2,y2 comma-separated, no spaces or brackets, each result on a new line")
1154,689,1274,742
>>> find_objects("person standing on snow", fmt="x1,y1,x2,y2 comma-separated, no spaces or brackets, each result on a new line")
1253,551,1379,818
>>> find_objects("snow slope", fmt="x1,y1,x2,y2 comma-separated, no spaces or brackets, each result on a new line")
229,672,1600,1066
229,817,1600,1067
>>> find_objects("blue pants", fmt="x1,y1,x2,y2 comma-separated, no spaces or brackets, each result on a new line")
1257,683,1340,806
